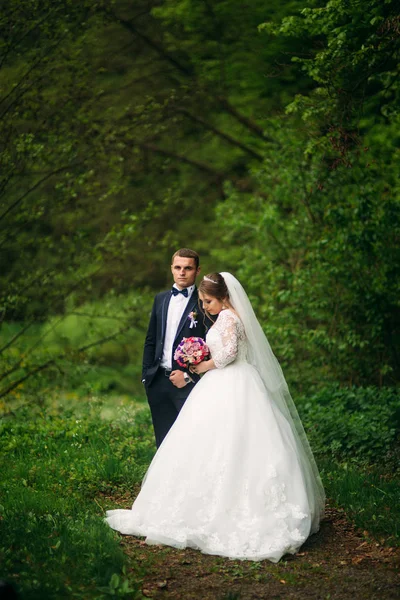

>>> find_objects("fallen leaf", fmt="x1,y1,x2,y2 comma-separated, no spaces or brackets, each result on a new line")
356,542,367,550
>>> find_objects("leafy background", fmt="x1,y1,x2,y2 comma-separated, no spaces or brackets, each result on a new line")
0,0,399,598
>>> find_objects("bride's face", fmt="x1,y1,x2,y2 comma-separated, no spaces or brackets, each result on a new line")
199,292,225,315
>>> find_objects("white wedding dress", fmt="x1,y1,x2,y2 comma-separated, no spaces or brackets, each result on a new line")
106,307,324,562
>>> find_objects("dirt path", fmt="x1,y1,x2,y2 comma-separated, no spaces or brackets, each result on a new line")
118,502,399,600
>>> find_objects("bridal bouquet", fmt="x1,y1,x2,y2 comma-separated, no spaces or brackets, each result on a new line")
174,337,210,368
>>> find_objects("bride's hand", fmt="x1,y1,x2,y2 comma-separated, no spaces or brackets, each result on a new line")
190,360,209,375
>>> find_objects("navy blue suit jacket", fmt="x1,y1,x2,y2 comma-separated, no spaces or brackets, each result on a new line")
142,287,211,387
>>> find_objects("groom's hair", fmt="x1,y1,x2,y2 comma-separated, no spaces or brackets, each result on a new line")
172,248,200,269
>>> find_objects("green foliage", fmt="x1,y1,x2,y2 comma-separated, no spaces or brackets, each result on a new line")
152,0,311,106
1,4,400,592
1,383,399,600
0,396,154,598
0,290,150,403
1,0,400,389
213,126,400,386
0,0,316,323
297,386,400,464
321,460,400,546
212,0,400,387
0,1,115,319
265,0,400,127
302,384,400,545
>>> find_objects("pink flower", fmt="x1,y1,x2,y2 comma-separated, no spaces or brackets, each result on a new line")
174,336,210,368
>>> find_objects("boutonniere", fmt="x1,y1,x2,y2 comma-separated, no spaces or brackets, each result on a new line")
188,310,198,329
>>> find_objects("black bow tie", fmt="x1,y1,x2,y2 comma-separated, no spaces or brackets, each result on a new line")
172,287,188,297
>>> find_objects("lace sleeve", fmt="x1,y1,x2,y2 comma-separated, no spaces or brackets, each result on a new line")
212,311,239,369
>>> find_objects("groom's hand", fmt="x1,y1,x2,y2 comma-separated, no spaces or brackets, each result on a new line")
169,370,187,388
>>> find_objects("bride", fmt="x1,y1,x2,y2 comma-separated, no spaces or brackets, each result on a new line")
106,272,325,562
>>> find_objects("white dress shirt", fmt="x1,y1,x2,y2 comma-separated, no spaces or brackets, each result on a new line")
161,284,195,370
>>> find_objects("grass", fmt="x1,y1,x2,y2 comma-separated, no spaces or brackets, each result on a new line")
0,384,399,598
294,385,400,546
0,394,155,599
320,459,400,546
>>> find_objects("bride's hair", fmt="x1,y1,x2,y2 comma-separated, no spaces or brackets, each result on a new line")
199,273,229,301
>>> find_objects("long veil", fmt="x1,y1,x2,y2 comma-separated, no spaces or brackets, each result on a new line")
220,272,325,532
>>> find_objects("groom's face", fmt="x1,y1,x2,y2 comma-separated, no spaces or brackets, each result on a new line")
171,256,200,289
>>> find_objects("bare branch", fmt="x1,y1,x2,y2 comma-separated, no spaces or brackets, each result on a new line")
217,96,275,143
0,266,102,378
0,162,84,223
112,12,275,145
0,320,141,400
0,8,57,70
115,14,193,77
0,32,67,113
139,142,266,197
0,321,35,356
177,108,263,160
140,142,225,177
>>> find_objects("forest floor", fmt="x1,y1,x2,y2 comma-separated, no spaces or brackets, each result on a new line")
109,495,400,600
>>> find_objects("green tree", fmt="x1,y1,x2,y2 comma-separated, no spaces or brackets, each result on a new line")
213,0,400,387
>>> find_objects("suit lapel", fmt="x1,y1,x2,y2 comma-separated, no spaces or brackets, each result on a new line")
175,289,199,342
161,292,171,343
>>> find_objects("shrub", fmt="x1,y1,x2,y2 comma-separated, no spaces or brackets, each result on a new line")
296,386,400,465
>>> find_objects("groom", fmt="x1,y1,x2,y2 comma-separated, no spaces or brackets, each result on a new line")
142,248,211,447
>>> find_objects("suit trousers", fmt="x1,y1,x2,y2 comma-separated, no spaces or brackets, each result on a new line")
145,368,195,448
